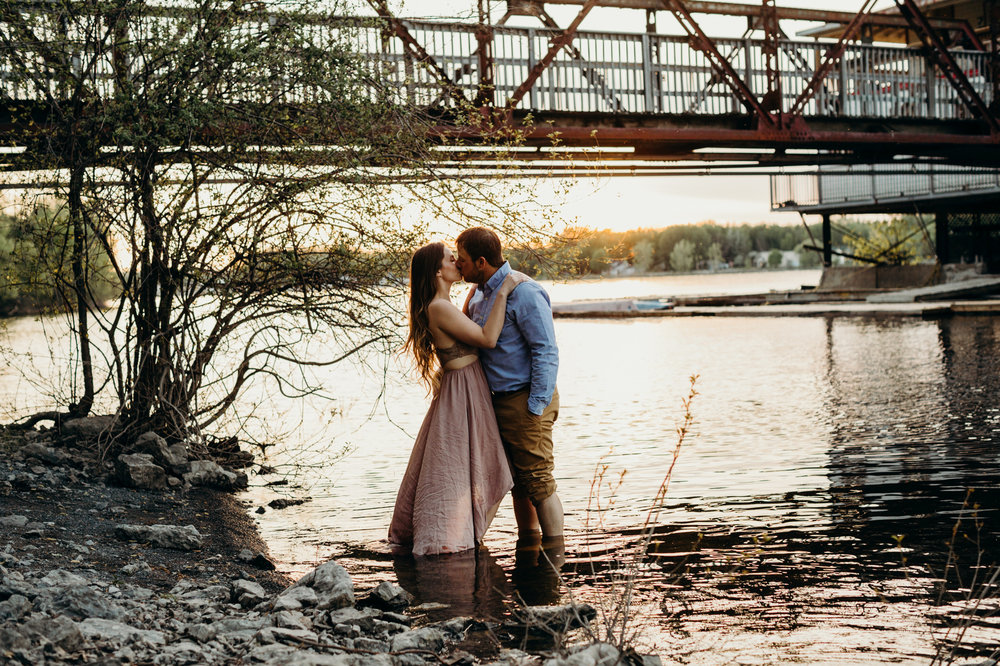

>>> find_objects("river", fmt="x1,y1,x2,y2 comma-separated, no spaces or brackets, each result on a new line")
3,268,999,663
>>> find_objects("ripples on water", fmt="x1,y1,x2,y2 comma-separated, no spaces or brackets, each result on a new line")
247,314,1000,664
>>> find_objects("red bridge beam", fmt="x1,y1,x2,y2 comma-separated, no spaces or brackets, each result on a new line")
435,123,1000,156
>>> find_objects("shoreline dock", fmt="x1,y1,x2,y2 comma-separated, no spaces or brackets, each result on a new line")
552,296,1000,319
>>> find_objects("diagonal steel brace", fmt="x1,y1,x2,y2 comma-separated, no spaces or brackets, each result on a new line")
365,0,470,108
534,7,624,112
658,0,775,128
893,0,999,134
506,0,600,110
787,0,879,118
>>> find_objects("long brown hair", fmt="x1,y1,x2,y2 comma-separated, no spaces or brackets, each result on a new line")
404,242,445,392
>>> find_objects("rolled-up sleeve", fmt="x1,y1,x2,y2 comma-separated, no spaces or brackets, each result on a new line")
511,284,559,415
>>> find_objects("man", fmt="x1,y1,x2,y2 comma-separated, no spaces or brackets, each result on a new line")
455,227,564,542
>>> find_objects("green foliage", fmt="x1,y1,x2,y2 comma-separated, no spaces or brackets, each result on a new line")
0,206,117,315
846,215,935,265
669,238,697,272
517,216,935,276
767,248,783,269
796,241,823,268
631,239,654,273
705,241,724,267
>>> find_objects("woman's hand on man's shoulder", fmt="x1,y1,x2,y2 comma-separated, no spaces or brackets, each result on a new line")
499,272,530,297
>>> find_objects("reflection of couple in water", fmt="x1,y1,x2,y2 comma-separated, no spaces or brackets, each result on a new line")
392,539,563,620
387,227,566,591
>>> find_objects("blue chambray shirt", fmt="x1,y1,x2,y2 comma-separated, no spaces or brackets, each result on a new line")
467,262,558,415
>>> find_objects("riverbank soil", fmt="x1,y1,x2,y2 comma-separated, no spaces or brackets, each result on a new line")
0,426,291,593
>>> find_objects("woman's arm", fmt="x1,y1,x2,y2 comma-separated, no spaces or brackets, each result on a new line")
461,285,477,316
430,276,520,349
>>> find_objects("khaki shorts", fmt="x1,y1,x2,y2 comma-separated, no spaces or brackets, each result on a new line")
491,388,559,503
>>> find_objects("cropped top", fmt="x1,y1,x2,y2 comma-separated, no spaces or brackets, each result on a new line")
435,340,478,365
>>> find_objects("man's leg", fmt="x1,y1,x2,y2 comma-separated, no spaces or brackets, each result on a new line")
532,390,563,539
535,492,563,537
493,389,562,539
513,496,540,535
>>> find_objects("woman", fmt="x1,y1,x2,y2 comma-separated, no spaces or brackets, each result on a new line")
388,242,518,556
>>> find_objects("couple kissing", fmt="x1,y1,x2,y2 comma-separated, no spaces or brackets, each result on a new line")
388,227,564,559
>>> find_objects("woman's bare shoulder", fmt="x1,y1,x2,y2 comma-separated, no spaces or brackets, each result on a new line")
426,298,459,320
427,297,457,311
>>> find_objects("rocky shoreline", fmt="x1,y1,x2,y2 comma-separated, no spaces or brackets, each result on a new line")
0,423,657,665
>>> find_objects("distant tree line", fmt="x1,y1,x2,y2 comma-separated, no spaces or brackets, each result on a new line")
508,216,938,277
1,207,118,316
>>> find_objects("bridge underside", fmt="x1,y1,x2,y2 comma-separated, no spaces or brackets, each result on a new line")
5,108,996,179
440,111,1000,170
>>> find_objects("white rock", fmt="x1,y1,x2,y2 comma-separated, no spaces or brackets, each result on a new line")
186,622,217,642
368,580,412,611
62,415,117,440
389,626,445,652
78,618,167,646
114,524,203,551
0,594,31,621
324,606,377,625
120,561,153,576
114,453,167,490
290,561,354,610
273,585,318,611
256,625,319,645
543,643,621,666
19,442,66,464
46,614,85,652
232,579,269,607
268,610,311,630
39,569,88,588
184,460,247,490
0,515,28,528
135,432,189,472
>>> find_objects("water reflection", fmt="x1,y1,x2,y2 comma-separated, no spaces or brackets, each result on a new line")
317,315,1000,662
619,315,1000,661
5,296,999,662
511,534,565,607
392,547,509,622
391,537,567,621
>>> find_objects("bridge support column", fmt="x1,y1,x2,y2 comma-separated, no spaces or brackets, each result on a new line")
822,214,832,267
935,212,950,265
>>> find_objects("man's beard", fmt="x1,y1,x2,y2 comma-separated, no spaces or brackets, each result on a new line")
461,268,484,284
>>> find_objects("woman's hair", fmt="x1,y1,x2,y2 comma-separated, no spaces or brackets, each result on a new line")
404,242,445,392
456,227,503,268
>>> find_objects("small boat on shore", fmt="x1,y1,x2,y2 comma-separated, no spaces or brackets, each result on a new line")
634,298,675,311
551,297,675,315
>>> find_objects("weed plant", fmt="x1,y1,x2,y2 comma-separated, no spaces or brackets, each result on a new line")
925,489,1000,665
503,375,698,659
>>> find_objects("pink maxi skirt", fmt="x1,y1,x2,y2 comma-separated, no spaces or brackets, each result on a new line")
388,360,513,556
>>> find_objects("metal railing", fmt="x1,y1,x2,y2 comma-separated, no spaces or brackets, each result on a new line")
0,9,993,121
361,20,993,119
770,165,1000,210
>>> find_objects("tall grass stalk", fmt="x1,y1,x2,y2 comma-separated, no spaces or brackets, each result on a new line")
929,489,1000,666
582,374,699,650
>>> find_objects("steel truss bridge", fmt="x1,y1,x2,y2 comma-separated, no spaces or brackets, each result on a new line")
364,0,1000,174
1,0,999,176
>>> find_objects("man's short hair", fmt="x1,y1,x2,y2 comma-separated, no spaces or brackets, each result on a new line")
456,227,504,268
